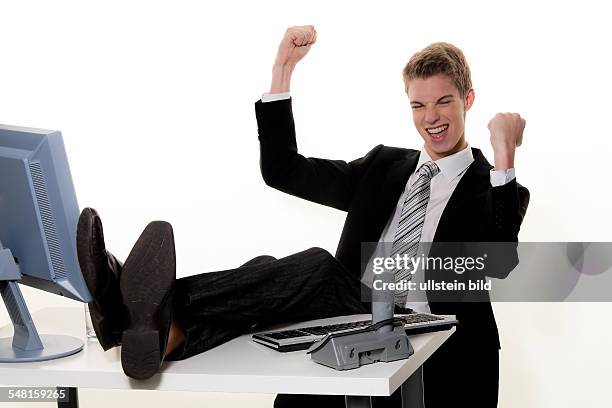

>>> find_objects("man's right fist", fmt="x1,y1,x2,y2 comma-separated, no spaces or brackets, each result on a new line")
274,25,317,67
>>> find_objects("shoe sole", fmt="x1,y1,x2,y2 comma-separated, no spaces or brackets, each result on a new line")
120,221,175,380
76,208,117,351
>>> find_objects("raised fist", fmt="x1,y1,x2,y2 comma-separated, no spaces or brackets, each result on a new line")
488,112,525,151
274,25,317,67
488,112,526,170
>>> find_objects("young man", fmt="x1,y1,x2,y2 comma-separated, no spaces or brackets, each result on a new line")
79,26,528,407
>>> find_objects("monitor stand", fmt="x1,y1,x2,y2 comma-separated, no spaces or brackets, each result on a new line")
0,243,84,362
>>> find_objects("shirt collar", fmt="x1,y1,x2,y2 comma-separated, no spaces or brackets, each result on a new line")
416,144,474,183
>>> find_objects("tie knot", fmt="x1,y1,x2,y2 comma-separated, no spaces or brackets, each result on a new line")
418,161,440,180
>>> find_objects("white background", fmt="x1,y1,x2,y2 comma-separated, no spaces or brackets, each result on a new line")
1,1,611,406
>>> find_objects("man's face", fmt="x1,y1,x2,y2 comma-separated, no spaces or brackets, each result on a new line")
407,74,474,160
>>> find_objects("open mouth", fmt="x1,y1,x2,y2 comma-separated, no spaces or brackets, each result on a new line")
425,124,449,141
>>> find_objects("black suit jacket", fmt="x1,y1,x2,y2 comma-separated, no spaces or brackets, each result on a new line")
255,98,529,350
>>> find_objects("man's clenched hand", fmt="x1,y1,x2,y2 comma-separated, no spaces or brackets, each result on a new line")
274,25,317,67
488,112,526,171
269,25,317,94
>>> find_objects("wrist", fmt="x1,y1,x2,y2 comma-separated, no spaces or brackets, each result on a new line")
493,148,515,171
270,63,295,93
273,61,297,71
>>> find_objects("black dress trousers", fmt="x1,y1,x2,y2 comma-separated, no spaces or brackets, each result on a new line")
166,247,368,361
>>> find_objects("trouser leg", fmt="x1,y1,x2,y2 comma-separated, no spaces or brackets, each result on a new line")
423,337,499,407
237,255,278,268
166,247,368,360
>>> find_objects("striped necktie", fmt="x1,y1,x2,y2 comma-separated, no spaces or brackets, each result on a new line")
392,160,440,302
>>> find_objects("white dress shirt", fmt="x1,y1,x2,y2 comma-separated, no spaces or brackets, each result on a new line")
261,92,515,312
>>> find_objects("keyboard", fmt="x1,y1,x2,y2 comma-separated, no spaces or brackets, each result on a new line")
252,313,458,352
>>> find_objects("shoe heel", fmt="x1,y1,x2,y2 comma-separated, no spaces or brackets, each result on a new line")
121,329,161,380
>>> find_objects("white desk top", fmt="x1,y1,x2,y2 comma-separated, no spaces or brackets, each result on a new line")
0,307,454,396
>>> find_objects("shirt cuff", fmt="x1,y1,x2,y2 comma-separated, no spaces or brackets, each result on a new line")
490,168,516,187
261,92,291,103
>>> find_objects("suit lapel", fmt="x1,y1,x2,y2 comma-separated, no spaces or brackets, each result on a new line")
433,148,493,241
368,151,420,241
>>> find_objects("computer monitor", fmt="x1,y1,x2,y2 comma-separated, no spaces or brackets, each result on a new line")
0,124,92,362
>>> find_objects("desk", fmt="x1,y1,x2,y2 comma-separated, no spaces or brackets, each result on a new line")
0,307,455,408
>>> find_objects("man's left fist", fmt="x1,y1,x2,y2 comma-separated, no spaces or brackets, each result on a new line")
488,112,526,151
487,113,525,170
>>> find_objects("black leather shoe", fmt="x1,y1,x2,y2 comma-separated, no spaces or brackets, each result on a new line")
120,221,176,380
76,207,125,351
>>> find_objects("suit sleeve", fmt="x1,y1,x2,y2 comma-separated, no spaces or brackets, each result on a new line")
255,98,381,212
489,179,530,242
482,179,530,279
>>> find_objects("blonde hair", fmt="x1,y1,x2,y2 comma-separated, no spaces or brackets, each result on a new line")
403,42,472,98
